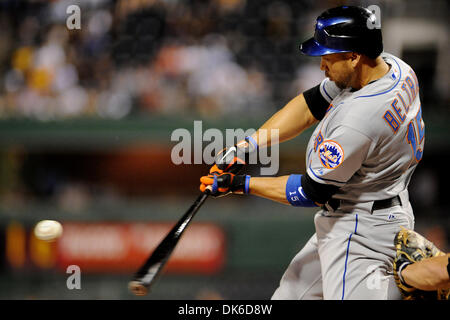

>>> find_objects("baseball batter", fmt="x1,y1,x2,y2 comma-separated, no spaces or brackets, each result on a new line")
200,6,424,299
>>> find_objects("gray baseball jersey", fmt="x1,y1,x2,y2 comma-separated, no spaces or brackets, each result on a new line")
272,52,422,300
307,52,424,205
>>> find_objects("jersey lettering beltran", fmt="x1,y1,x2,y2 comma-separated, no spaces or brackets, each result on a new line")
381,68,424,163
383,69,419,132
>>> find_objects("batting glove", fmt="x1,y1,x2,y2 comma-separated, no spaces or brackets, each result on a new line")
210,136,258,175
200,172,251,197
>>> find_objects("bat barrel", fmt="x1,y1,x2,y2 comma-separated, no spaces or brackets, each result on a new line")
129,191,210,296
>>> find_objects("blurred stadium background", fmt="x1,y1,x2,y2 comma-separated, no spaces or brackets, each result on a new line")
0,0,448,299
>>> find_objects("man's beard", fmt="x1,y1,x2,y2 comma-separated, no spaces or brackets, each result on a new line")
327,72,351,89
335,80,348,89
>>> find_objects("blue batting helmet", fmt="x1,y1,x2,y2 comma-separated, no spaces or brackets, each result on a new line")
300,6,383,59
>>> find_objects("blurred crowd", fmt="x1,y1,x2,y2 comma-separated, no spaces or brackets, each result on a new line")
0,0,448,121
0,0,331,120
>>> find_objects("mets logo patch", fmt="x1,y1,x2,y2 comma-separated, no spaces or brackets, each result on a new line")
318,140,344,169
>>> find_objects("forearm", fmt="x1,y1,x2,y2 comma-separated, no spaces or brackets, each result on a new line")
402,254,450,290
248,94,317,148
248,176,290,205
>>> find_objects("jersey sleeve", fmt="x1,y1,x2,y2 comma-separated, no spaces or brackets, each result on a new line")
307,125,372,187
303,78,342,120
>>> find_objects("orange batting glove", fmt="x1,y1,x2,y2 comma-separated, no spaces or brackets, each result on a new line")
200,172,251,197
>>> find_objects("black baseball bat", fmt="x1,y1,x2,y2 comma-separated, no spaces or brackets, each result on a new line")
128,189,210,296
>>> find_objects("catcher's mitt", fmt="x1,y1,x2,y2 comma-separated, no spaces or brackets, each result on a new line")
393,227,449,300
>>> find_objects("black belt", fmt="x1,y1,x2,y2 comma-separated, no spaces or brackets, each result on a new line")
323,196,402,212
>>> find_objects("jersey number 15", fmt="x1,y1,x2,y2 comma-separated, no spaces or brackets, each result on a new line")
406,105,424,162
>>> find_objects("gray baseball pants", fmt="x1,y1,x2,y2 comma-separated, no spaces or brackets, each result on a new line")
272,191,414,300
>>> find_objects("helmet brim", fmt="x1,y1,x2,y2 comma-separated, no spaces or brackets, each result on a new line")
299,37,349,56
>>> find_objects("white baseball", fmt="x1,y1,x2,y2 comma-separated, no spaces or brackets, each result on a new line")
34,220,63,241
